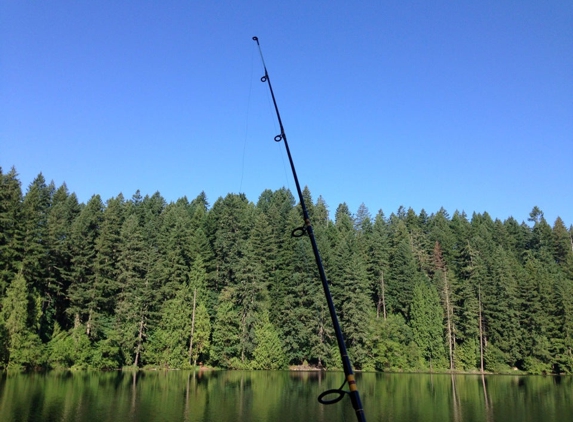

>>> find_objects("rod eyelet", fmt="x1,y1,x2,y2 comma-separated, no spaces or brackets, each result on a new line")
318,388,346,405
291,226,306,237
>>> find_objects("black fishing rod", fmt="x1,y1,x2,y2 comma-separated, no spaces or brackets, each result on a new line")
252,36,366,422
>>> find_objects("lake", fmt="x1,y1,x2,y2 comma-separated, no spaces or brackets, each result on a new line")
0,370,571,422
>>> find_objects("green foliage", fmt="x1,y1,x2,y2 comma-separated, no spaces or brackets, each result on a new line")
484,344,511,373
1,169,572,375
372,314,412,371
0,167,24,297
409,281,446,368
522,356,552,375
91,333,122,370
69,325,93,369
1,271,43,369
47,322,74,369
151,286,192,368
191,302,211,365
252,311,287,370
210,300,240,367
387,221,420,317
454,338,479,371
66,194,104,337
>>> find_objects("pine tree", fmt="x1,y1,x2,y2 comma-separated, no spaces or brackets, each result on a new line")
503,216,531,262
115,214,157,367
329,203,371,368
339,250,372,368
371,313,413,371
519,251,558,373
455,240,482,370
0,167,24,297
206,193,253,292
273,207,324,365
249,210,276,277
354,203,372,232
552,217,573,275
231,237,268,365
555,275,573,373
67,194,104,337
46,322,74,369
94,195,125,319
406,208,431,274
252,310,287,370
21,174,53,289
449,210,471,276
484,246,522,368
210,299,240,368
0,271,43,369
156,201,194,298
387,220,420,317
190,302,211,366
45,186,80,334
187,256,210,366
409,280,445,369
366,211,390,319
20,174,56,342
432,241,456,370
3,168,572,374
147,281,193,368
529,207,553,254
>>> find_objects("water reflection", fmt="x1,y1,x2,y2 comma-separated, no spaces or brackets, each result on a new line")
481,374,494,422
0,371,572,421
450,373,461,422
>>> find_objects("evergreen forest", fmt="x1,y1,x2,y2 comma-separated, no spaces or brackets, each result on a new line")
1,167,573,374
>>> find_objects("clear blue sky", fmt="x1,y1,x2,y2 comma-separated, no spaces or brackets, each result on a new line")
1,1,571,227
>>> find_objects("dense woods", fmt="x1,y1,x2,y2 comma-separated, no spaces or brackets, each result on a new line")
1,167,572,374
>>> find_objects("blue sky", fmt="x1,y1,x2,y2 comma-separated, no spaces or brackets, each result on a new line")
1,1,572,226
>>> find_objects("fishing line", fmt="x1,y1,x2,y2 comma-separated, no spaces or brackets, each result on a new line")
263,72,292,193
249,46,291,193
276,133,291,193
239,45,255,194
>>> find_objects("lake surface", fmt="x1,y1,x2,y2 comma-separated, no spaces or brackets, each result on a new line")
0,370,571,422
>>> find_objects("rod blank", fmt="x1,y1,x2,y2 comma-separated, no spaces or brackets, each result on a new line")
252,36,367,422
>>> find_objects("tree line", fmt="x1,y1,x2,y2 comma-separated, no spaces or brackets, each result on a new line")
1,167,572,373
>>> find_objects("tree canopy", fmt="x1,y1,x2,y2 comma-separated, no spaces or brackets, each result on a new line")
1,167,572,374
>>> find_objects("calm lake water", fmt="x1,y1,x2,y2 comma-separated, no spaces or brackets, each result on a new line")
0,370,571,422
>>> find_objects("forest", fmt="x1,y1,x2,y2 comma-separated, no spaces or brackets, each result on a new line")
1,166,572,374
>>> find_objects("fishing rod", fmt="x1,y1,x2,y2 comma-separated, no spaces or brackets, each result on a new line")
252,36,366,422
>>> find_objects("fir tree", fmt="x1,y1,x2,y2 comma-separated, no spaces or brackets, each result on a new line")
387,220,420,317
409,280,445,369
21,173,53,292
0,271,43,369
115,214,156,367
210,299,240,368
190,302,211,366
206,193,253,292
432,241,457,370
2,168,573,374
45,186,80,334
0,167,23,297
367,211,390,319
147,281,193,368
252,310,287,370
94,194,125,319
67,195,104,337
